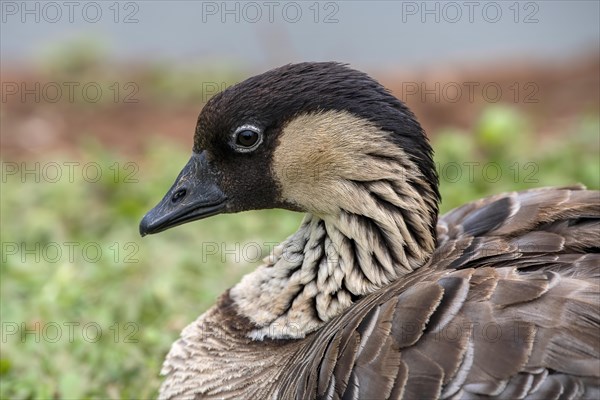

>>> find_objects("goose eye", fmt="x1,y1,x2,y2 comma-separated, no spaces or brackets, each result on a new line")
236,130,259,147
232,126,263,152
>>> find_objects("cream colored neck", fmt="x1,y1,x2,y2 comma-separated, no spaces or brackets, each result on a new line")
229,184,435,340
229,111,438,340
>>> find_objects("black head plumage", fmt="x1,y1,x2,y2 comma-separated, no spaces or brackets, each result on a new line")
194,62,439,203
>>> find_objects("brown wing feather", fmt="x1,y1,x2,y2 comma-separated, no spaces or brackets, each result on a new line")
296,186,599,399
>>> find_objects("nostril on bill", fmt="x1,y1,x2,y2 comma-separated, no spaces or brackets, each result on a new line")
171,188,187,203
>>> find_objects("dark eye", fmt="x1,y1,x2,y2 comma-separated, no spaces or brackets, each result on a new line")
232,126,263,152
236,130,259,147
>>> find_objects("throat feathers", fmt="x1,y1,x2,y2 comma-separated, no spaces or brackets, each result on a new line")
230,110,438,340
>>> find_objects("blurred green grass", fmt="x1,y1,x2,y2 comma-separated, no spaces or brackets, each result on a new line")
1,107,598,399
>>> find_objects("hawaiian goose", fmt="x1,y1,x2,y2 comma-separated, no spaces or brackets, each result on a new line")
140,62,600,399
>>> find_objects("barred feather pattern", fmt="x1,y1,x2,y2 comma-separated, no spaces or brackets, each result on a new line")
229,163,437,341
159,186,600,399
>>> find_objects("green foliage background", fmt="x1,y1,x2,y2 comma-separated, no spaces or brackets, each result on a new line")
2,99,599,398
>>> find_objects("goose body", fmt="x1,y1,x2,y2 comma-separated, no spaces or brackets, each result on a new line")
140,63,600,399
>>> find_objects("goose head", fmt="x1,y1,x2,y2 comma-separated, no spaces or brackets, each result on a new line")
140,62,440,268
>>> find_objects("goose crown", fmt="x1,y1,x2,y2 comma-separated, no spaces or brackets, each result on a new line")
141,62,439,250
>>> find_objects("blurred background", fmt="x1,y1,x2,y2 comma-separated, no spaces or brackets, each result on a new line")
1,1,599,398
